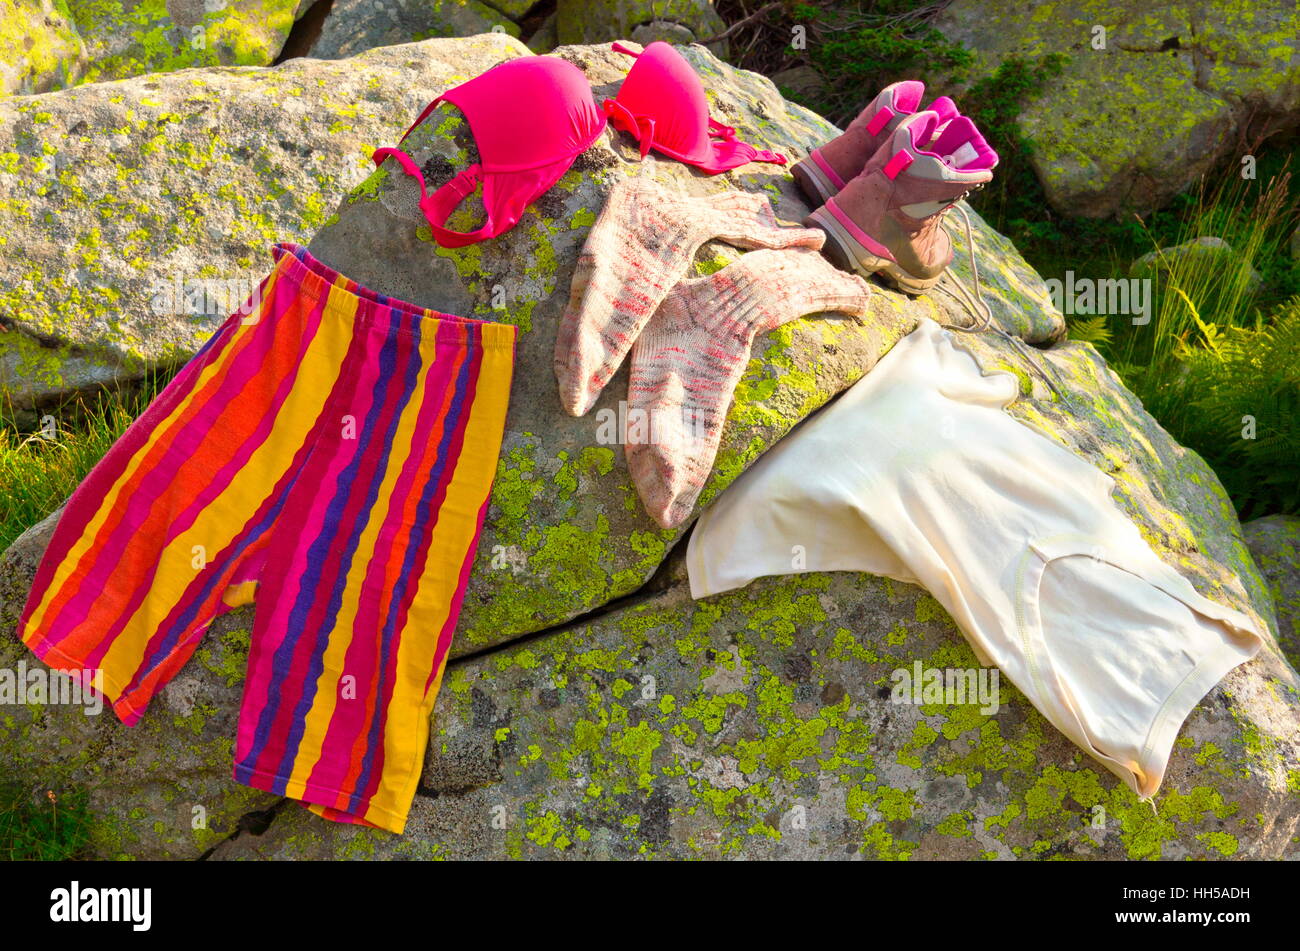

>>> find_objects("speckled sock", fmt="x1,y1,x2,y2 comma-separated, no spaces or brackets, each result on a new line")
625,246,872,529
554,176,825,417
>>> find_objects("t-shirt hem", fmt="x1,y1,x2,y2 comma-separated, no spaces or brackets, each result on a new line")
1135,636,1261,799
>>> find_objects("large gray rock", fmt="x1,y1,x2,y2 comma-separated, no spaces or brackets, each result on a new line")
210,566,1298,860
206,334,1300,859
1130,236,1263,293
67,0,303,82
934,0,1300,218
4,36,1293,861
304,39,1064,654
303,0,724,58
308,0,520,59
554,0,725,48
0,32,531,408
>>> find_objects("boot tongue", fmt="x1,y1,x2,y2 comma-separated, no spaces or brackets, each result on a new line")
898,110,942,153
928,96,959,126
886,79,925,114
928,116,999,170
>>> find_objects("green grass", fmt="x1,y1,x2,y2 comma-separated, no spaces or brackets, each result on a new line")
0,782,94,860
1110,170,1295,372
0,375,170,860
1154,308,1300,518
1075,168,1300,518
0,372,170,553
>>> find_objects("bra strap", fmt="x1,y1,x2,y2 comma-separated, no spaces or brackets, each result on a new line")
708,117,737,140
605,53,787,167
751,148,788,165
707,117,787,164
602,98,655,159
396,94,447,143
370,147,496,248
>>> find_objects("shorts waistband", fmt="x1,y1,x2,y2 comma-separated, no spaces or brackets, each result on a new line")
269,242,517,348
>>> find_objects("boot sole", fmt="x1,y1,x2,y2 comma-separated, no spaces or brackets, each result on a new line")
805,207,942,295
791,156,838,207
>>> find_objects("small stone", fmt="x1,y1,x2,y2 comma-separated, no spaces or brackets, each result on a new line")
631,20,697,47
1130,235,1263,292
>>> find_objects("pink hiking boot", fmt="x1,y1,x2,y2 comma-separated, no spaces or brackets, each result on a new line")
791,81,957,207
804,110,998,293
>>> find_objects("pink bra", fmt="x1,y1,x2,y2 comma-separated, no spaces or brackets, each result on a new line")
374,46,787,248
372,56,606,248
603,41,787,174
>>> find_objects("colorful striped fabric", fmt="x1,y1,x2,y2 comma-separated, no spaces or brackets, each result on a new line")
18,243,516,833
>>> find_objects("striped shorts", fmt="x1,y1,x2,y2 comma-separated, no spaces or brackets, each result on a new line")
17,243,516,833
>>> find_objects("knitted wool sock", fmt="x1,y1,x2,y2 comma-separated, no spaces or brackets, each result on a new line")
554,176,826,417
625,246,873,529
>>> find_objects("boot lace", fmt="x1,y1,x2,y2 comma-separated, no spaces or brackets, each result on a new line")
932,193,1071,406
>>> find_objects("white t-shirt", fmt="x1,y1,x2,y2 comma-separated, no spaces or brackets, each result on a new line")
687,317,1264,799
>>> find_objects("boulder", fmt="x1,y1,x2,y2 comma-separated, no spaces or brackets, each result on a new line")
1129,236,1263,293
771,65,826,103
211,335,1299,860
526,12,560,53
555,0,725,50
482,0,534,16
5,37,1292,861
302,0,726,60
307,0,520,60
210,568,1299,860
68,0,299,88
0,32,532,408
630,19,698,47
934,0,1300,218
303,40,1064,654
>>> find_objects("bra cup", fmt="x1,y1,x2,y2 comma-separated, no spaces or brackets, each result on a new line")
487,165,555,237
625,43,712,162
438,163,565,248
445,56,605,173
608,41,786,173
379,54,608,247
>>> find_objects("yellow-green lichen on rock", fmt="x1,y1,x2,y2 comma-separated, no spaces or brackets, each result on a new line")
0,0,87,95
2,0,308,96
64,0,300,86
